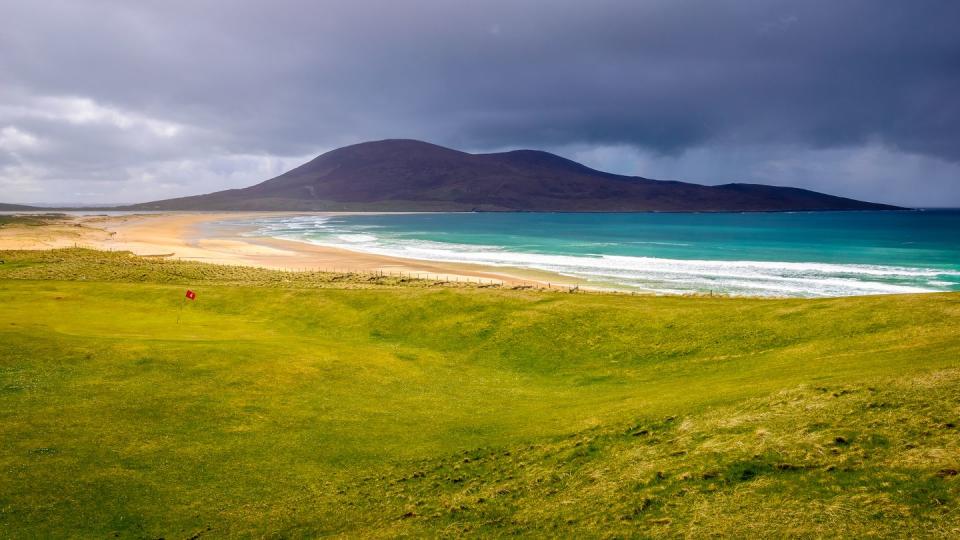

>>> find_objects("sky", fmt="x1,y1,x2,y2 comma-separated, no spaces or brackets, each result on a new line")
1,0,958,207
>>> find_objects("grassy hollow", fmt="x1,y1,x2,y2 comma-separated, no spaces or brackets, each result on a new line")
1,249,958,537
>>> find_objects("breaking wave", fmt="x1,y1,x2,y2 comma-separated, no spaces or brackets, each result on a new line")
240,215,960,298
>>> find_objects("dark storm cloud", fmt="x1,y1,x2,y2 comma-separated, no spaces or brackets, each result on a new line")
0,0,958,204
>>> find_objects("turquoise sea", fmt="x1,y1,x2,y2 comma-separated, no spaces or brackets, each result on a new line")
244,210,960,297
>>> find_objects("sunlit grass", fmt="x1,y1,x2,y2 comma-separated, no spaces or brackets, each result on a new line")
0,249,958,537
0,214,68,227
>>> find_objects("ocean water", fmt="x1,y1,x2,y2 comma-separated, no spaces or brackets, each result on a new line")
242,211,960,297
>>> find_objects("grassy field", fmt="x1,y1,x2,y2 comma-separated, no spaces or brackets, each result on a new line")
1,249,958,538
0,214,69,227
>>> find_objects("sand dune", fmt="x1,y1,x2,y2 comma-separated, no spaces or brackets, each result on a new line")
0,212,573,287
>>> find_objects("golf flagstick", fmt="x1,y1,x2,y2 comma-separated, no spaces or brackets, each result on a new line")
177,295,186,324
178,289,196,324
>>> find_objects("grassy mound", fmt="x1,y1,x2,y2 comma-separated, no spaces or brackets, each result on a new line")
0,214,70,227
0,248,463,288
1,249,958,537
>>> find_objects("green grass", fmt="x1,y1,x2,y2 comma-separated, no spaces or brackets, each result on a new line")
0,214,68,227
1,249,958,537
0,247,499,288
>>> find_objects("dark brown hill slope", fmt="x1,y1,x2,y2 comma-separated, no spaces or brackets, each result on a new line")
0,203,41,211
130,139,901,211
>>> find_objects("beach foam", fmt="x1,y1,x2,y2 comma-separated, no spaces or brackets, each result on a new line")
240,214,960,298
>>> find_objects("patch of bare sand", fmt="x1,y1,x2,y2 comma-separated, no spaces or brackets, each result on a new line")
0,215,113,249
2,212,584,288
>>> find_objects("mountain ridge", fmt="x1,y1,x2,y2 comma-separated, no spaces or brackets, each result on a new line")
0,203,42,211
92,139,906,211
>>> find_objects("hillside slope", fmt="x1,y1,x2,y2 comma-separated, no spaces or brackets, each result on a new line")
0,203,40,211
131,139,900,212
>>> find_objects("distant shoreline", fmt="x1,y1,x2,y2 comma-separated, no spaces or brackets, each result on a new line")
4,210,959,297
0,212,579,288
2,207,927,214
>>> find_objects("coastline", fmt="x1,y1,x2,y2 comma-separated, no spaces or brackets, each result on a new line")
0,212,584,288
7,210,957,297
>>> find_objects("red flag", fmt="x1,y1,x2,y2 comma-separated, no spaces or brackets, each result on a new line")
185,289,196,300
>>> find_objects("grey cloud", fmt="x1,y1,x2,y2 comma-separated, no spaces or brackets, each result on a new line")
561,142,960,208
0,0,958,204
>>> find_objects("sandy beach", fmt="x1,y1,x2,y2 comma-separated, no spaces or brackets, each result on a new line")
0,212,579,287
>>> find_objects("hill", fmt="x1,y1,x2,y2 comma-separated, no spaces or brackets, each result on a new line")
0,203,40,211
0,248,957,537
130,139,900,212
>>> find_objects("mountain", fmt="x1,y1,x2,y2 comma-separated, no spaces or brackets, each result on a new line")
130,139,900,212
0,203,41,211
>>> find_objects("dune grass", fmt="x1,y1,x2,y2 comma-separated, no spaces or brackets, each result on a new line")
0,249,958,537
0,214,69,227
0,247,449,288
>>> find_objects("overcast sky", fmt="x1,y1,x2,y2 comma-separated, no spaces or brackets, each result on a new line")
1,0,958,206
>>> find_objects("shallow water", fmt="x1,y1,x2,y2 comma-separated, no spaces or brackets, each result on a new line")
240,210,960,297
